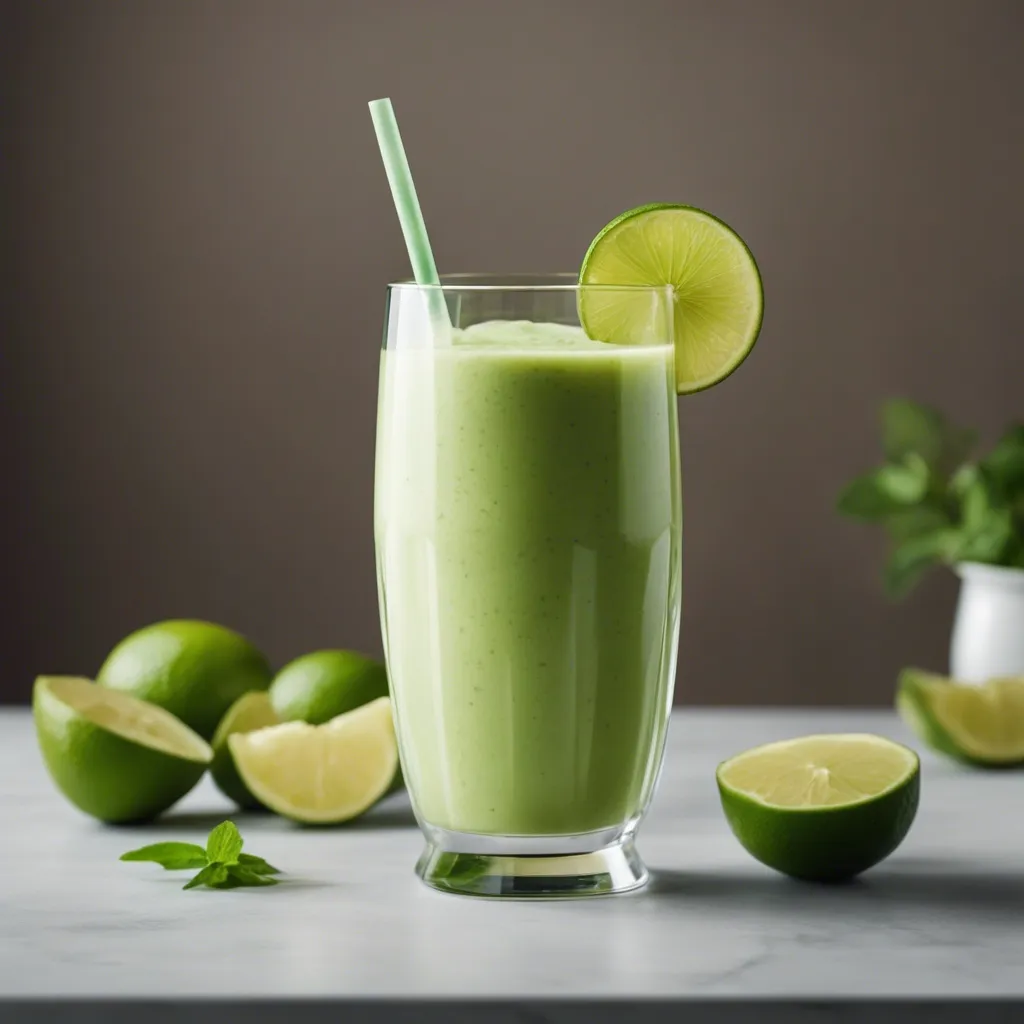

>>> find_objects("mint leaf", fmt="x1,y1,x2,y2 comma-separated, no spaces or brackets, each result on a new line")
837,456,929,520
123,822,283,892
957,510,1015,564
885,505,951,542
877,454,930,504
120,842,208,871
884,528,960,598
837,473,906,519
960,466,1005,526
226,864,280,887
882,399,975,478
238,853,281,875
206,821,244,865
184,863,229,891
953,466,1016,565
983,425,1024,495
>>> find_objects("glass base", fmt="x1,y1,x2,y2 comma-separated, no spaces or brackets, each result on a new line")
415,834,649,899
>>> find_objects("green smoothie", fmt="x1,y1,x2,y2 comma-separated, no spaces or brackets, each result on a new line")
375,320,681,836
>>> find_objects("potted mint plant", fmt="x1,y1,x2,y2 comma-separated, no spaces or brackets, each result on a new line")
838,400,1024,682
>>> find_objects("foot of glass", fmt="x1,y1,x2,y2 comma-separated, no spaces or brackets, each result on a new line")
415,837,649,899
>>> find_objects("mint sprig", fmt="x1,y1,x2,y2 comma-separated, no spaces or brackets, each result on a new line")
838,400,1024,597
120,820,281,891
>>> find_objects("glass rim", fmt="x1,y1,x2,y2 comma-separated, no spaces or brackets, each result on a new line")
387,273,671,294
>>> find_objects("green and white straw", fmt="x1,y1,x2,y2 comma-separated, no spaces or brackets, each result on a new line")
369,97,450,329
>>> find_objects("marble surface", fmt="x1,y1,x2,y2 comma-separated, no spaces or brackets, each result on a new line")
1,707,1022,1001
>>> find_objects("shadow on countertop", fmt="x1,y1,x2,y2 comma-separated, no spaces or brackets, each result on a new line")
647,858,1024,921
106,794,418,833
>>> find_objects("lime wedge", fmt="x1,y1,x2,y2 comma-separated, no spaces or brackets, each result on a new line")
579,204,763,393
228,697,398,824
897,668,1024,766
716,733,919,882
211,691,280,809
34,676,212,823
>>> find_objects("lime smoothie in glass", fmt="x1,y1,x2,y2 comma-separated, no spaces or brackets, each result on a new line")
369,97,762,898
376,291,681,843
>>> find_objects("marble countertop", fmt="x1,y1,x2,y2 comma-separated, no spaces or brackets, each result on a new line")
1,707,1022,1010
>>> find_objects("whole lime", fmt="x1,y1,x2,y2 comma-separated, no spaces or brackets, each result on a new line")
34,676,212,823
96,620,272,740
269,650,389,725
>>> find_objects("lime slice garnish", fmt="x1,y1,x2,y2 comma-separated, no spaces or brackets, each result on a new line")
897,668,1024,766
34,676,211,823
579,204,763,394
716,733,919,882
228,697,398,824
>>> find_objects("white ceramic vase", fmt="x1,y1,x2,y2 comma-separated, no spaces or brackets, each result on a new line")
949,562,1024,683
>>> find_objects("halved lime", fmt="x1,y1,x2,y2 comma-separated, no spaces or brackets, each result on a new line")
897,668,1024,766
579,204,763,393
228,697,398,824
211,691,280,809
34,676,212,823
716,733,919,882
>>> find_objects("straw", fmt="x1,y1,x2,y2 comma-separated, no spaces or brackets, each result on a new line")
368,97,450,328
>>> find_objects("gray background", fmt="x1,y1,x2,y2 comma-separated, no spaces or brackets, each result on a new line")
2,0,1021,706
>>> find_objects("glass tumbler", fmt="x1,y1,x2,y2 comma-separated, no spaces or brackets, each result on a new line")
374,275,681,897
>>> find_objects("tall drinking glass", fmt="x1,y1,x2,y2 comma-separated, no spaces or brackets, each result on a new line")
375,275,681,897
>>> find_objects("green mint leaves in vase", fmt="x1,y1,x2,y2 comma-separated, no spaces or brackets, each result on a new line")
838,399,1024,597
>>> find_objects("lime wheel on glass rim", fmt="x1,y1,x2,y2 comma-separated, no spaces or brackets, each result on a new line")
579,203,763,393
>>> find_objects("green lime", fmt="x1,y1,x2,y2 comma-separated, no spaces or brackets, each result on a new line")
897,668,1024,766
716,733,919,882
96,620,272,740
210,691,280,809
579,204,764,394
34,676,212,823
269,650,389,725
229,697,398,824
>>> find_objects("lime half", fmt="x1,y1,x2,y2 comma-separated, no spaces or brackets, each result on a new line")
228,697,398,825
897,668,1024,766
579,204,763,393
34,676,212,823
716,733,919,882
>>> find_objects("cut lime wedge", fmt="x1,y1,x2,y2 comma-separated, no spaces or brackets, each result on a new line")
228,697,398,824
579,204,763,394
211,691,280,809
716,733,919,881
897,668,1024,766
